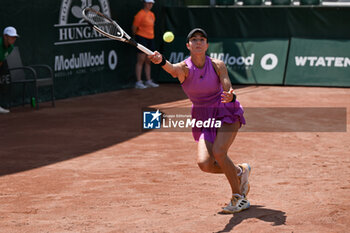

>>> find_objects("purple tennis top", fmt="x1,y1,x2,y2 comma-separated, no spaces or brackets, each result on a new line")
181,56,246,143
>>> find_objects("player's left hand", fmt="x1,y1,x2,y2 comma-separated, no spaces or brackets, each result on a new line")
221,89,236,103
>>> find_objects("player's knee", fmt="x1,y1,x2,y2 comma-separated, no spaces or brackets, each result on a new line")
197,160,211,172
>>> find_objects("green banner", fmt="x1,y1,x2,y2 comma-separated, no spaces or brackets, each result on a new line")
0,0,143,106
3,1,350,107
159,37,289,85
285,38,350,87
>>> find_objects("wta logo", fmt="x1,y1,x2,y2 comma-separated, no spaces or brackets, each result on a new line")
54,0,111,45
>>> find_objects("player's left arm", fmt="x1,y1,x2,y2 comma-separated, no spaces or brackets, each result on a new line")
211,58,236,103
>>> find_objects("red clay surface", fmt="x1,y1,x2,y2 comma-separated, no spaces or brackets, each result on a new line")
0,84,349,233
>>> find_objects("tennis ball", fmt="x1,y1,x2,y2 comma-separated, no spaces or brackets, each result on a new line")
163,31,174,43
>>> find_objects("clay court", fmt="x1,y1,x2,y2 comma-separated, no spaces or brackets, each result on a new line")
0,84,349,233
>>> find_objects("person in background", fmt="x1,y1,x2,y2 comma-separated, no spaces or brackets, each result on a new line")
0,26,19,114
132,0,159,89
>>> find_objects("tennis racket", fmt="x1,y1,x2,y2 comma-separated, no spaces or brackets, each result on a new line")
82,7,153,55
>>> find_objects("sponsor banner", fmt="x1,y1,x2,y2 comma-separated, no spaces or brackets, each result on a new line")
54,49,118,76
159,37,289,85
1,0,137,106
285,38,350,87
0,0,135,106
142,107,347,132
53,0,120,99
50,0,136,100
55,0,111,45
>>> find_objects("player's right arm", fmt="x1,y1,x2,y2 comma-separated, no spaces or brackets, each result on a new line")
148,51,188,83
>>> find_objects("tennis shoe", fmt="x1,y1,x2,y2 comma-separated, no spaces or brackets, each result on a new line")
145,80,159,88
238,163,251,197
135,81,147,89
0,106,9,114
222,194,250,214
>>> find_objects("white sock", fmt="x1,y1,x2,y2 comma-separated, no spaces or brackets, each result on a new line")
237,166,242,177
233,193,243,199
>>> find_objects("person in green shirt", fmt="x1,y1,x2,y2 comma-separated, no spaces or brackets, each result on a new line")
0,26,19,114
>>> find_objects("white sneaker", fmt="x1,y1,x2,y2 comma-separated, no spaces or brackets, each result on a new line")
145,80,159,88
0,106,10,114
135,81,147,89
238,163,251,197
222,194,250,214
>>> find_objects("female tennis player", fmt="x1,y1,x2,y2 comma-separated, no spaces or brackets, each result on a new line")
148,28,251,213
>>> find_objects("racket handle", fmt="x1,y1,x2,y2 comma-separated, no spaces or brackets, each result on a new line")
127,37,153,55
137,44,154,55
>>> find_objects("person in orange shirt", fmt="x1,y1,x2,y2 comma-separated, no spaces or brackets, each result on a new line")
132,0,159,89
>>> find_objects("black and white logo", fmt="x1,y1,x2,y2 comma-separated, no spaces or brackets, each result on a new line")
54,0,111,45
260,53,278,71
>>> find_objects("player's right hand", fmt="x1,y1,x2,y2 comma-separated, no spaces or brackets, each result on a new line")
148,51,162,64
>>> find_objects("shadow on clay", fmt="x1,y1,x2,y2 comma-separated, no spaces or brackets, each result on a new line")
215,205,286,233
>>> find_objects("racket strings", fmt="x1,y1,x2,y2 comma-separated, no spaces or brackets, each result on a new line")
86,11,123,37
